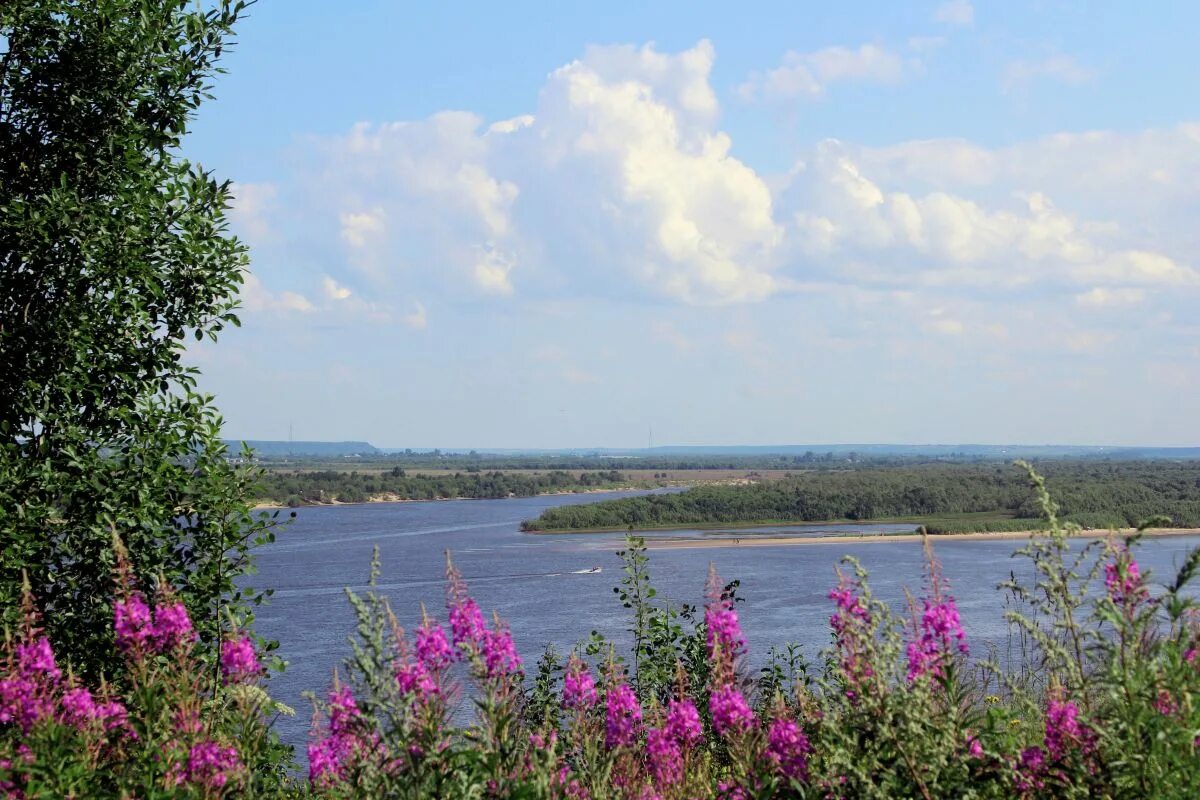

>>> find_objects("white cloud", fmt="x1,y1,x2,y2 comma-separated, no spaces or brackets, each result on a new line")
738,44,906,102
339,208,386,249
240,272,313,313
322,276,353,300
228,182,277,244
780,139,1197,291
473,249,515,295
1075,287,1147,308
1001,55,1094,94
245,41,1198,322
933,0,974,26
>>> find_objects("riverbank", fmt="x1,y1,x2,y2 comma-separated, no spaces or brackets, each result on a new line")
640,527,1200,550
253,484,656,511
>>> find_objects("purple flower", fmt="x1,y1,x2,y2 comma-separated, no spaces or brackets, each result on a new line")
905,595,969,682
396,661,438,697
1105,548,1148,609
604,682,642,748
114,594,153,651
328,686,359,735
0,677,50,732
308,737,343,786
181,741,241,789
767,717,811,782
646,726,684,786
1044,695,1093,760
60,687,97,728
705,604,745,661
153,602,196,651
665,698,703,747
709,685,755,736
15,637,60,681
563,657,598,710
414,622,455,671
482,626,523,678
220,636,262,683
1015,746,1045,792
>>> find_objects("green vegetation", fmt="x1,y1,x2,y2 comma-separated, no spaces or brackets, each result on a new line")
0,0,276,680
257,468,630,506
521,461,1200,532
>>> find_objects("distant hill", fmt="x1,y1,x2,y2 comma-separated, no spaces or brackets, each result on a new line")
381,444,1200,460
223,440,379,457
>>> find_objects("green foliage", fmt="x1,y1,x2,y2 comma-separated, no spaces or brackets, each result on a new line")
258,468,628,505
0,0,279,679
523,461,1200,532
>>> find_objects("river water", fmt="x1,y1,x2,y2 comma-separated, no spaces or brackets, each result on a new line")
252,490,1200,755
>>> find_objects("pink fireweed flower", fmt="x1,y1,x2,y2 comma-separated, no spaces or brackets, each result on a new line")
605,682,642,748
114,593,154,652
1044,695,1093,760
395,661,438,698
828,570,874,699
60,687,97,728
1015,746,1045,793
414,622,455,671
15,637,60,681
153,601,196,651
563,657,598,710
705,566,746,681
482,625,523,679
1154,689,1178,717
181,741,241,790
0,677,50,732
965,731,984,759
220,636,262,683
709,684,755,736
646,726,684,786
665,698,703,747
767,717,811,782
905,595,969,682
328,685,359,735
1104,547,1149,610
448,597,488,648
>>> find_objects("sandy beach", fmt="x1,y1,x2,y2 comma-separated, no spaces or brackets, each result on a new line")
641,527,1200,550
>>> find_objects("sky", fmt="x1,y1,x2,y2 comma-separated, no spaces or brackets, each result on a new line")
185,0,1200,449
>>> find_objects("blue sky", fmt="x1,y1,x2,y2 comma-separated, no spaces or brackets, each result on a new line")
186,1,1200,448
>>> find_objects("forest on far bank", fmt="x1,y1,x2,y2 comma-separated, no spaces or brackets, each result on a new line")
521,461,1200,532
257,468,629,506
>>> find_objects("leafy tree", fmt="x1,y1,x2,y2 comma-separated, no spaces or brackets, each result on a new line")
0,0,276,678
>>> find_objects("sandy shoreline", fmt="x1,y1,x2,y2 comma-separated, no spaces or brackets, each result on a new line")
641,527,1200,550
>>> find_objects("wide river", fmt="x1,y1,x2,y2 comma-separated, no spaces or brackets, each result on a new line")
252,490,1200,755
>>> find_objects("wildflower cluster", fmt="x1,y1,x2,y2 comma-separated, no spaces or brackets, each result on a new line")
1,551,286,799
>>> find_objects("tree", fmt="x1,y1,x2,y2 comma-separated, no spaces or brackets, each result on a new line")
0,0,274,678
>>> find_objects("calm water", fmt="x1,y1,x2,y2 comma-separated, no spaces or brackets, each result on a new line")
252,491,1200,755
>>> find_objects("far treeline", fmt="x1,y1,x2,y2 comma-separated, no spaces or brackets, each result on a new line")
521,461,1200,532
258,469,628,506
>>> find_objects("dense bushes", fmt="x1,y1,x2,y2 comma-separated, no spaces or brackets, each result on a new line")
522,461,1200,531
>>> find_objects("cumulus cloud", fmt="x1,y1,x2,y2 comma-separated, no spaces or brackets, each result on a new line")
737,44,907,101
227,182,277,244
1001,55,1094,94
933,0,974,26
779,139,1197,290
322,276,353,300
240,272,313,313
244,41,1196,323
1075,287,1147,308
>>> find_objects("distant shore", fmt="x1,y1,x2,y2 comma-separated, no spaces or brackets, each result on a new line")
639,527,1200,550
252,485,650,512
